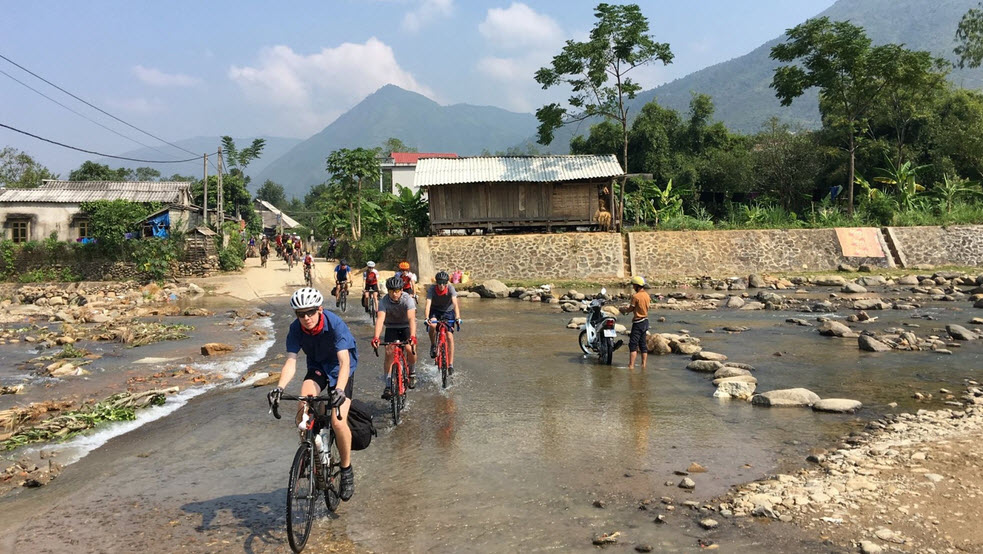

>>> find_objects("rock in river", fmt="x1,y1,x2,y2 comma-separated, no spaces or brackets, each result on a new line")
751,388,820,407
812,398,863,413
946,324,977,341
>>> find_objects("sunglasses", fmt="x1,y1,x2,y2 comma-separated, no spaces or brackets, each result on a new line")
295,308,319,319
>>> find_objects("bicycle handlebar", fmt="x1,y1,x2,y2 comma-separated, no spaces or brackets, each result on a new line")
372,341,416,357
268,393,342,421
428,317,460,331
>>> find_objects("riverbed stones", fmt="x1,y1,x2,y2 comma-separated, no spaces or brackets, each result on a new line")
858,334,892,352
842,282,867,294
751,388,821,407
201,343,235,356
946,324,977,341
853,299,889,310
748,274,767,288
819,320,854,337
692,351,727,362
724,296,745,309
815,276,847,286
687,360,723,372
812,398,863,413
712,375,757,386
646,334,672,354
475,279,510,298
713,379,756,400
679,477,695,489
714,366,751,379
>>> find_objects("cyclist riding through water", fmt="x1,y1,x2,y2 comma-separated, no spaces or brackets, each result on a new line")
362,261,379,313
371,276,417,399
334,259,352,307
269,287,357,501
425,271,462,374
396,261,417,300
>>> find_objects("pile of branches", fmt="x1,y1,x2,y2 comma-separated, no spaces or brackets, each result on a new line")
0,388,177,450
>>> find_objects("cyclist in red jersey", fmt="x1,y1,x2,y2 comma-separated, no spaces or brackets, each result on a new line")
362,261,380,313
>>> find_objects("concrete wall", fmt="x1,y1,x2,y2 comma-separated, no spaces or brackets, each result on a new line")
423,233,624,282
629,228,891,279
0,205,83,242
889,225,983,267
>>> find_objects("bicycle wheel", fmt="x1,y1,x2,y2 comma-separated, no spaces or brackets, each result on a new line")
340,289,348,312
578,330,591,354
286,443,316,552
369,296,377,325
323,431,341,512
390,363,401,425
437,334,449,388
600,336,613,365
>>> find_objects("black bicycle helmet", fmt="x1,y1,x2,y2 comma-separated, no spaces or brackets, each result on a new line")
386,276,402,290
435,271,449,284
340,259,347,266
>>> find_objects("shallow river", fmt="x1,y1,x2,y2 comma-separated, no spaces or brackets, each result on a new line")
1,291,981,553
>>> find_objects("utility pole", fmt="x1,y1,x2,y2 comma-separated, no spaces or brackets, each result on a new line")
202,153,208,228
217,147,224,240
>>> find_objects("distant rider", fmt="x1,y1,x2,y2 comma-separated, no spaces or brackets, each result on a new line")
334,259,352,306
371,276,418,398
424,271,462,374
620,276,651,369
362,261,380,313
269,287,357,501
396,261,417,299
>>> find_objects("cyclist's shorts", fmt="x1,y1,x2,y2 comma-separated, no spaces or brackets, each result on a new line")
365,284,379,292
336,278,349,284
384,327,411,343
303,368,354,398
428,309,456,333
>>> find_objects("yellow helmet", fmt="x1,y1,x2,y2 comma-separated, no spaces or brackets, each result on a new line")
630,275,646,287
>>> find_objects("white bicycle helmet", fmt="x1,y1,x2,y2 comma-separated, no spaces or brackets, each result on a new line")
290,287,323,310
366,261,376,268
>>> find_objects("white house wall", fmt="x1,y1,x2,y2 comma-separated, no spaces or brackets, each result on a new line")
392,167,417,194
0,204,84,242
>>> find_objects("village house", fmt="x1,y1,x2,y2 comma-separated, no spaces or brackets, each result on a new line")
379,152,458,195
414,154,625,234
0,180,193,242
253,198,301,236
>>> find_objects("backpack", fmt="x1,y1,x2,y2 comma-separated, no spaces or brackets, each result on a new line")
346,398,377,450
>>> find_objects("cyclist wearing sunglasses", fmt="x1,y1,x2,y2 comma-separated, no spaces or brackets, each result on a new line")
270,287,358,501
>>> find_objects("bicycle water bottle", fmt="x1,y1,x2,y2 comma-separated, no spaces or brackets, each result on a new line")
316,430,330,466
298,412,310,432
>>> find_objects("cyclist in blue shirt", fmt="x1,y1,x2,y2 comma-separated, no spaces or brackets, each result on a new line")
333,259,352,307
270,287,357,501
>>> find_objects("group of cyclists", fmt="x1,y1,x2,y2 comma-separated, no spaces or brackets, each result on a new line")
269,258,463,504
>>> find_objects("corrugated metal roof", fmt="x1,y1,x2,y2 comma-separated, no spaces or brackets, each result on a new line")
414,155,624,187
390,152,458,164
0,180,191,204
254,199,301,229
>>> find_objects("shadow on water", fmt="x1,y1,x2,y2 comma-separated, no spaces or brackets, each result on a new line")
181,489,287,553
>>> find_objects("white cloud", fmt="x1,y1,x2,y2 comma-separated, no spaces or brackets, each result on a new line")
228,39,434,135
132,65,200,87
478,3,563,50
402,0,453,32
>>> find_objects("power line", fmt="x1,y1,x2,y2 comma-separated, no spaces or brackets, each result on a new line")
0,122,203,163
0,68,177,159
0,52,210,163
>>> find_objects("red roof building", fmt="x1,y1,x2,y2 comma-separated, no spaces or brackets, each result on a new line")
380,152,459,194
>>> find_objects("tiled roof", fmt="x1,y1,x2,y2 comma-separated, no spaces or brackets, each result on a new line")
0,180,191,204
390,152,458,165
414,155,624,187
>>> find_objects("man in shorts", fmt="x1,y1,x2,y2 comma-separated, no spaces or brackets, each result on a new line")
269,287,357,500
424,271,462,374
620,276,651,369
371,276,418,398
334,259,352,307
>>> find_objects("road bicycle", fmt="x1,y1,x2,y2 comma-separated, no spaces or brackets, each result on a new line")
429,318,458,388
374,341,413,425
304,265,314,288
365,292,379,325
267,393,342,553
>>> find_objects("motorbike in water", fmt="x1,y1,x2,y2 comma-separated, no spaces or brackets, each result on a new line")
578,288,623,365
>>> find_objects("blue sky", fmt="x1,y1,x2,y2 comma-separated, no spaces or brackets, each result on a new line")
1,0,836,173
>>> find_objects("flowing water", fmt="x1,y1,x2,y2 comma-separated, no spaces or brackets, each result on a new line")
1,292,981,553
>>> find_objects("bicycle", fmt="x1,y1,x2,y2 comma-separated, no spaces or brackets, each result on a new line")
338,282,349,312
429,318,458,388
367,293,378,325
304,265,314,288
374,341,413,425
267,393,342,553
286,252,295,271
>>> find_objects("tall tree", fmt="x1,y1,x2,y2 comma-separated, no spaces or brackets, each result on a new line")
134,166,162,181
256,180,287,207
69,161,131,181
771,17,896,215
752,118,825,212
534,2,673,227
956,2,983,68
381,137,416,157
0,147,58,188
220,136,266,182
326,147,381,241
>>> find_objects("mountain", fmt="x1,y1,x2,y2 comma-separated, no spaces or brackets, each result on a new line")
628,0,983,134
98,135,302,187
254,85,540,199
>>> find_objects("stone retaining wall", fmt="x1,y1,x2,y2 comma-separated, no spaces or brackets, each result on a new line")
888,225,983,268
629,229,891,279
424,233,624,281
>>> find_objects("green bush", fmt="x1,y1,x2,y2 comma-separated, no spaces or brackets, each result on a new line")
335,235,400,266
131,237,179,282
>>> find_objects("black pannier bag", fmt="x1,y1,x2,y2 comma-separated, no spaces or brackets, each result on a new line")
347,398,377,450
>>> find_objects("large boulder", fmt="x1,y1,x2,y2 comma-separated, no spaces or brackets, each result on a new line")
947,324,978,341
714,379,756,400
647,334,672,354
819,320,854,337
475,279,510,298
751,388,821,407
748,274,767,288
687,360,723,372
859,334,892,352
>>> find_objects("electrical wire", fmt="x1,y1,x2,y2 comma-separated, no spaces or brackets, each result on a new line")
0,52,216,169
0,68,176,158
0,122,203,163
